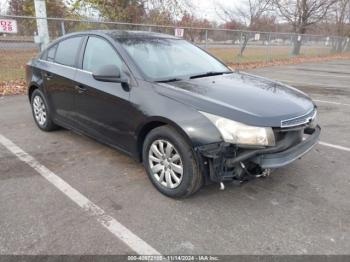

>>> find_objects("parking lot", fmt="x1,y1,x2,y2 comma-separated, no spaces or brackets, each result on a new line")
0,59,350,255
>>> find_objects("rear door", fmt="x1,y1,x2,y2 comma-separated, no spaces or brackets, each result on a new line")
42,36,84,125
73,35,134,152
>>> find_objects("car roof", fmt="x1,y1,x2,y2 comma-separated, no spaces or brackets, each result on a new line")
40,29,182,59
63,30,180,40
105,30,179,40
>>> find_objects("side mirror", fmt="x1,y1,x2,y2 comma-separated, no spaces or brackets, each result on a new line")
92,64,128,83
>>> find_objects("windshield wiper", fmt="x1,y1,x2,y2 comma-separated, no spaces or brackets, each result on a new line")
189,71,231,79
156,71,231,82
156,78,183,83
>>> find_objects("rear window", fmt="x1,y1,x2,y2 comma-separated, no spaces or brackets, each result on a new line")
47,44,57,62
54,37,82,67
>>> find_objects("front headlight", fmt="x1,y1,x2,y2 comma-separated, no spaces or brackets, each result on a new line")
200,112,275,146
309,109,318,128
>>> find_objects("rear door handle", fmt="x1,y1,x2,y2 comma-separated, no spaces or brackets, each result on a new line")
74,85,87,93
44,72,53,80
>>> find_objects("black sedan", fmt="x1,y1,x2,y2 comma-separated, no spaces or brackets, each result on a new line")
26,30,320,198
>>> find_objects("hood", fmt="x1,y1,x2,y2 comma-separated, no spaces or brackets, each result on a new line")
154,72,315,127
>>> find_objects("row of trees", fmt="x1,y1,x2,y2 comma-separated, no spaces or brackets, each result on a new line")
217,0,350,54
5,0,210,27
4,0,212,39
3,0,350,54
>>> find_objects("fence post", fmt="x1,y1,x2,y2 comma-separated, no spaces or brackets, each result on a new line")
61,20,66,35
205,29,208,49
345,38,350,52
34,0,50,49
266,32,271,62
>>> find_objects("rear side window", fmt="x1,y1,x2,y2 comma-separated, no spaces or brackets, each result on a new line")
47,44,57,62
83,36,123,72
55,37,82,67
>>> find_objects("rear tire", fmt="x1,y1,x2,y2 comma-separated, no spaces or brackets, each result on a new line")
142,126,203,198
30,89,59,131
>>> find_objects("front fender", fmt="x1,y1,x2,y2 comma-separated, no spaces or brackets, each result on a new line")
133,82,223,148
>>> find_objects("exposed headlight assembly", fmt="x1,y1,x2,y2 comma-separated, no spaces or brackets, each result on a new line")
200,112,275,146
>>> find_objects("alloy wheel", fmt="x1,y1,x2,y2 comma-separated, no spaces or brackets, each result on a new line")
148,139,183,189
33,95,47,126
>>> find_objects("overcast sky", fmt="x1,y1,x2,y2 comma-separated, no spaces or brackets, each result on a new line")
0,0,8,14
0,0,228,22
191,0,228,22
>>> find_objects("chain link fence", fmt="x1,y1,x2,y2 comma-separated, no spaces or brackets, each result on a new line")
1,15,350,85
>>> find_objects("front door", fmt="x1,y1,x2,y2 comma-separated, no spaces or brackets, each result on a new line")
73,36,134,152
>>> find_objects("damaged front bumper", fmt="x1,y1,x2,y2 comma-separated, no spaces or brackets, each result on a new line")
251,126,321,169
196,125,321,184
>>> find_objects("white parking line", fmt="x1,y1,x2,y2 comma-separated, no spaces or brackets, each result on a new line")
276,79,346,89
256,70,350,79
297,73,350,79
313,99,350,107
319,141,350,152
260,80,350,107
0,134,161,255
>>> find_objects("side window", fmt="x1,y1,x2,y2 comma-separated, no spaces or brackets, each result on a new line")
47,44,57,62
83,36,123,72
55,37,82,67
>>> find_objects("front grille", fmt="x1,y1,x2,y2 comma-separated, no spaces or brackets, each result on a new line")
281,108,317,128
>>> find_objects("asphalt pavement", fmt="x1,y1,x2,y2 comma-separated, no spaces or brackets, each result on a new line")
0,59,350,255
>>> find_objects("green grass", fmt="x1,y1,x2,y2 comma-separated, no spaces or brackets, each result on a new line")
0,49,38,82
207,46,333,64
0,46,337,83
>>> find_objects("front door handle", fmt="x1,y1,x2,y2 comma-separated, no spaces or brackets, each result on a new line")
74,85,87,93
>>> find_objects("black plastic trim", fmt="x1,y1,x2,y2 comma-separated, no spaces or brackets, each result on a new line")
252,125,321,168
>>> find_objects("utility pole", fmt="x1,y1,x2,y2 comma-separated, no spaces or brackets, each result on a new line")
34,0,50,50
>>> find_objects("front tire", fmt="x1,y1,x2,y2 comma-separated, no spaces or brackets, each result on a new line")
30,89,58,131
142,126,203,198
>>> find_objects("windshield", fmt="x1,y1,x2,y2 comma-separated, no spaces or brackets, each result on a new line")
118,38,230,81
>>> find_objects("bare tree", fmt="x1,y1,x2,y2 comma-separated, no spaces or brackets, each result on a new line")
329,0,350,51
274,0,337,55
216,0,272,29
216,0,272,55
